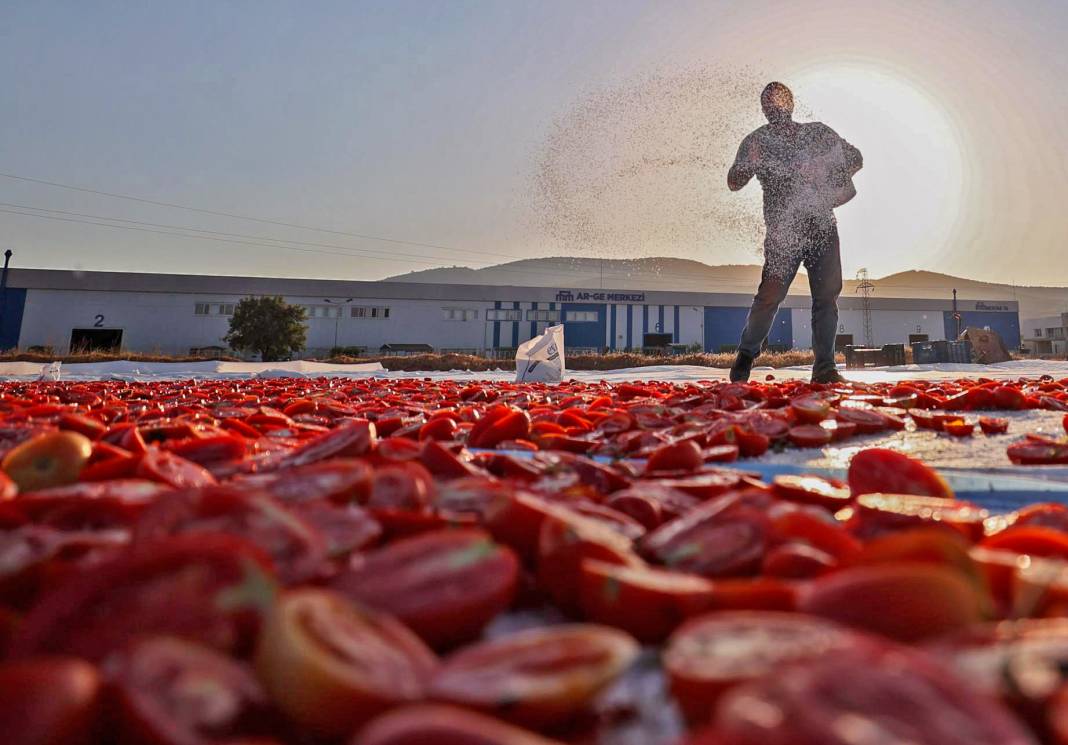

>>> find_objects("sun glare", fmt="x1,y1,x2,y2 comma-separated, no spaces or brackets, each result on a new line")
789,65,966,277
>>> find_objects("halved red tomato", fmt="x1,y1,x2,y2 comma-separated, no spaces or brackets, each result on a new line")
800,561,988,642
136,449,217,489
133,486,328,584
578,559,715,642
354,704,567,745
982,526,1068,559
234,458,373,505
255,588,438,738
0,657,101,745
847,448,954,498
107,636,273,745
664,610,882,723
710,646,1037,745
639,490,772,578
645,439,703,474
9,534,275,661
1008,441,1068,465
791,396,831,423
943,419,976,437
979,416,1010,435
428,624,638,729
333,529,518,649
788,424,831,448
851,493,988,541
274,419,377,469
771,474,851,510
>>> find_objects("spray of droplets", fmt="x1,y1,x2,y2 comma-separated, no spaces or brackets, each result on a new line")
532,65,813,265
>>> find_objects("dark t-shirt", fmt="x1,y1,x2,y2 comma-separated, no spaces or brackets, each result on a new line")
732,121,861,226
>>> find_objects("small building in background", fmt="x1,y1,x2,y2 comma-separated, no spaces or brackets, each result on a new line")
1022,313,1068,357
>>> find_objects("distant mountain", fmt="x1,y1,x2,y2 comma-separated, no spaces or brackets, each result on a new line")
383,258,1068,320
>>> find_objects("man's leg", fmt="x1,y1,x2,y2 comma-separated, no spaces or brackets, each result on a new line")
733,249,802,381
804,222,844,380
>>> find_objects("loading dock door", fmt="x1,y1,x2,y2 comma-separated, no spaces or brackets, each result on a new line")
70,328,123,352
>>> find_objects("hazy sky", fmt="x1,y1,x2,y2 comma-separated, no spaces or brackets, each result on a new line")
2,1,1067,286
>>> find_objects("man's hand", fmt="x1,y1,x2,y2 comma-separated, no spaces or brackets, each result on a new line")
727,164,753,191
728,138,759,191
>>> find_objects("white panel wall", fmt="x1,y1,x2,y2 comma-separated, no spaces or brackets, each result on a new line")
791,305,945,349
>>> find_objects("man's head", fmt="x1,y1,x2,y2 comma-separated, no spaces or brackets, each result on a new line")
761,82,794,124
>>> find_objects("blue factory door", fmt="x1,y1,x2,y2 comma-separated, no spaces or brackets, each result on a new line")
0,288,26,350
704,306,792,353
561,303,607,349
943,311,1021,349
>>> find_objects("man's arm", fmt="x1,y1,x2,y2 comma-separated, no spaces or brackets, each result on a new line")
727,135,758,191
841,137,863,175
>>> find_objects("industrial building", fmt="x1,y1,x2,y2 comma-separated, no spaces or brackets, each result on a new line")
1022,313,1068,357
0,269,1021,357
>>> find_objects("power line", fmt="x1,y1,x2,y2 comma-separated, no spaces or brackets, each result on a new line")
0,170,531,263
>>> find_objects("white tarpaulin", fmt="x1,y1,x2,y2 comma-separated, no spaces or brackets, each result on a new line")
515,324,565,383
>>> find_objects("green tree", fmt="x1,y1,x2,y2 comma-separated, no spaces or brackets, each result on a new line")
224,296,307,362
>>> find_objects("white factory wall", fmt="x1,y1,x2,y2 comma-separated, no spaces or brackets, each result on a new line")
791,307,946,349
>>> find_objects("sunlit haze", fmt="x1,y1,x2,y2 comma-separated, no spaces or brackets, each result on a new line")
2,1,1066,285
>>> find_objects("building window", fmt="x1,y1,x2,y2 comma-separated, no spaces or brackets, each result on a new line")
443,308,478,321
565,311,598,323
351,306,390,320
527,309,561,322
1035,328,1044,337
194,303,210,315
219,304,235,316
486,309,522,321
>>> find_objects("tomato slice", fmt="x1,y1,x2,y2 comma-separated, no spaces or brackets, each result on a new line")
639,490,772,578
428,624,638,729
790,396,832,423
578,559,716,642
133,486,328,584
852,493,989,541
0,657,101,745
233,458,373,505
710,646,1037,745
645,439,703,474
136,449,217,489
255,588,438,738
788,424,832,448
771,474,851,510
107,636,273,745
943,418,976,437
334,529,518,649
800,561,988,642
836,405,891,434
273,420,377,469
9,534,275,661
979,416,1010,435
355,704,567,745
664,610,882,724
847,448,954,498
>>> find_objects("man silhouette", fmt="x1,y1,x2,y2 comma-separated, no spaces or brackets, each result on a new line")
728,82,863,384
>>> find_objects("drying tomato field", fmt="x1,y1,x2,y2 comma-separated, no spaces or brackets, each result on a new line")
4,374,1068,745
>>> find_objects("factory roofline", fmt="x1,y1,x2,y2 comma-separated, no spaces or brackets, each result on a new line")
6,268,1018,313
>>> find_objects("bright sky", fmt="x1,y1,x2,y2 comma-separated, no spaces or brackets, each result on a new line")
2,0,1067,286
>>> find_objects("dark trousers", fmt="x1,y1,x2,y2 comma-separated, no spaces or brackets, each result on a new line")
738,216,842,376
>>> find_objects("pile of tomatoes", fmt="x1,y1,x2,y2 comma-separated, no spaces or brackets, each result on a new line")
2,374,1068,745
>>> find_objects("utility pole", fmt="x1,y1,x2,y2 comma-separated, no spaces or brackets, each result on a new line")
0,250,12,346
323,297,354,350
856,268,875,347
952,288,961,339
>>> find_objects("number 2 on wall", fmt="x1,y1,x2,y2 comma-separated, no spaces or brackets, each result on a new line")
93,315,105,328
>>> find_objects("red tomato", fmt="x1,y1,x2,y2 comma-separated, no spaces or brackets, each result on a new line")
993,385,1028,410
255,588,438,738
943,418,976,437
847,448,954,498
762,542,837,578
852,493,988,541
234,458,373,505
0,657,101,745
163,434,247,465
708,646,1037,745
368,462,435,511
578,559,716,642
639,490,772,578
418,416,458,442
354,704,566,745
787,424,832,448
982,526,1068,559
334,529,518,649
836,405,891,434
790,396,831,423
537,507,640,614
664,611,882,724
801,562,988,642
428,624,638,729
133,486,328,584
107,636,273,745
771,474,851,510
9,534,275,661
468,407,531,450
1008,441,1068,465
979,416,1010,435
644,439,703,474
136,449,217,489
274,419,377,469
